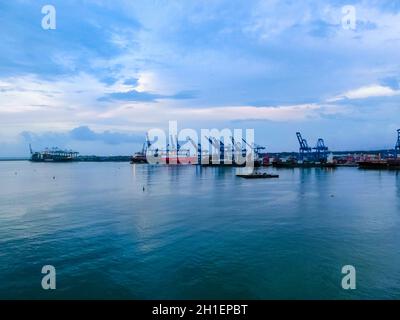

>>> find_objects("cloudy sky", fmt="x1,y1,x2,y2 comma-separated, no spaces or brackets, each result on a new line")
1,0,400,156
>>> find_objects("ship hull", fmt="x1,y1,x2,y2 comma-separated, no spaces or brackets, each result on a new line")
30,159,76,162
237,174,279,179
359,159,400,170
273,161,337,168
358,161,389,169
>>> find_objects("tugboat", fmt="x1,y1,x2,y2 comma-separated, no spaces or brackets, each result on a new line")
29,145,79,162
236,172,279,179
236,167,279,179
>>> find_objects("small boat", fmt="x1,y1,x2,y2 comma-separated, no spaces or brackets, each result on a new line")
236,172,279,179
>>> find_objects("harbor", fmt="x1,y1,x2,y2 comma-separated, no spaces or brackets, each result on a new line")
0,127,394,300
134,128,400,170
24,128,397,171
1,127,399,300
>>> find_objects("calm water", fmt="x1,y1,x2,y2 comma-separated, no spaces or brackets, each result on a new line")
0,161,400,299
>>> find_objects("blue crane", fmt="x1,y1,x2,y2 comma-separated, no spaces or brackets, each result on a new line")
187,136,202,164
231,136,245,159
313,138,329,162
242,137,266,155
205,136,218,163
141,133,152,157
241,138,253,159
170,135,181,152
145,133,152,148
296,132,312,159
210,136,226,163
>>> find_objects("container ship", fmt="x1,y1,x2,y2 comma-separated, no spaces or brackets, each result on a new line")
272,158,337,168
131,149,201,165
130,141,197,165
358,159,400,169
29,145,79,162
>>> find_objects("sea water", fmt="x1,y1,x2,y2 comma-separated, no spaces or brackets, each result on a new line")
0,161,399,299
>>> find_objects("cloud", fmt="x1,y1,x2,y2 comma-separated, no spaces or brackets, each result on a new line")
0,73,108,114
99,89,196,102
2,0,400,155
100,90,163,102
97,102,335,123
21,126,144,146
69,126,143,144
123,78,139,86
328,84,400,101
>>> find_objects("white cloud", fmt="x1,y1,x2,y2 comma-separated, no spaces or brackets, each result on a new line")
98,102,323,124
134,71,164,93
328,84,400,101
0,73,112,114
0,71,349,145
0,73,117,140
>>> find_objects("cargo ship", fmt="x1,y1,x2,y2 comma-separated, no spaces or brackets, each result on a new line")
358,129,400,170
130,151,148,164
131,149,197,165
272,157,337,168
358,159,400,170
131,136,198,165
147,149,197,165
131,135,267,166
29,145,79,162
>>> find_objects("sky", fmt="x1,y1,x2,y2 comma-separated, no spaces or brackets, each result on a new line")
1,0,400,156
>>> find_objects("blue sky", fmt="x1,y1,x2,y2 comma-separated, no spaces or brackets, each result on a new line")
1,0,400,156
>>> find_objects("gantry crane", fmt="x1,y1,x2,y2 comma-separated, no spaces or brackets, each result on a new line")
296,132,312,160
242,138,266,155
205,136,226,164
313,138,329,162
187,136,202,164
145,133,159,157
231,136,246,159
169,135,181,152
395,129,400,158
